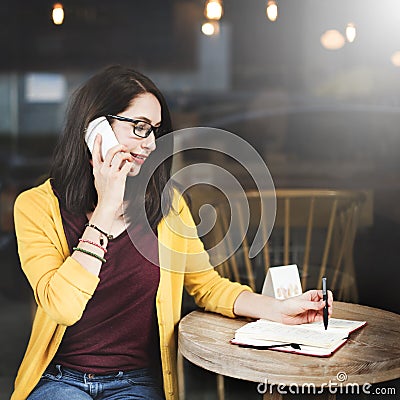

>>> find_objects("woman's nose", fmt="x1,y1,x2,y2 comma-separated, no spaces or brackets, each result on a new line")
141,133,156,151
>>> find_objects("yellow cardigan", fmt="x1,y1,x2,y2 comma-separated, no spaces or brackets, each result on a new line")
12,179,251,400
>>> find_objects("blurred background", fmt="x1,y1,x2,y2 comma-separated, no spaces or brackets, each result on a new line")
0,0,399,398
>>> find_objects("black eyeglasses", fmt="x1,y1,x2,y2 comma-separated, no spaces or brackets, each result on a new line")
106,114,162,138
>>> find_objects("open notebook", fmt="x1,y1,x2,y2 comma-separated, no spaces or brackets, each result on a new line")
231,317,366,357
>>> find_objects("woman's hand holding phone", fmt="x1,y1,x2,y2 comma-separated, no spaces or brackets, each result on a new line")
92,134,134,217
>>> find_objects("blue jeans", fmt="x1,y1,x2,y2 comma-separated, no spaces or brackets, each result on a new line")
27,364,165,400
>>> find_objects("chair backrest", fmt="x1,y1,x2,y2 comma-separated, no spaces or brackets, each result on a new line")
210,189,366,302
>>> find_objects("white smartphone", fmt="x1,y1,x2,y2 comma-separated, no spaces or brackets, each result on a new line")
85,116,119,160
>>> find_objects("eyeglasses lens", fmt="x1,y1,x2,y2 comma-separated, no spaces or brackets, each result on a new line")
134,121,152,138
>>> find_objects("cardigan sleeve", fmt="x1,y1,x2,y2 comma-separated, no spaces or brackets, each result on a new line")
184,269,252,318
14,187,100,326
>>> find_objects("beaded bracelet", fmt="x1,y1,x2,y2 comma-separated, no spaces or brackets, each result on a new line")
85,223,114,241
78,238,108,253
73,247,106,263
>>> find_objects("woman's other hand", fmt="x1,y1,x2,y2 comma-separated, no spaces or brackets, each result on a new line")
278,289,333,325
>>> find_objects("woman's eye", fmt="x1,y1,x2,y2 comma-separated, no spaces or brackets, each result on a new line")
135,122,147,132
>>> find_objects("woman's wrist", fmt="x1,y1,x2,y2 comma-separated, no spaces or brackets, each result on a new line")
89,205,118,233
93,201,121,219
233,291,283,322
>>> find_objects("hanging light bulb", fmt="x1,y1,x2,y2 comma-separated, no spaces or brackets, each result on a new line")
201,21,220,36
205,0,223,21
346,22,356,43
52,3,64,25
266,0,278,22
320,30,345,50
391,51,400,67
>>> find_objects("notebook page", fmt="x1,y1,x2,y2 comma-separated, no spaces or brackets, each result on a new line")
235,320,346,348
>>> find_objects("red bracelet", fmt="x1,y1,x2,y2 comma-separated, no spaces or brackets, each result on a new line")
78,238,108,253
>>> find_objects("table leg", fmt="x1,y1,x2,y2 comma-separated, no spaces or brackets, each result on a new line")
262,392,282,400
216,374,225,400
177,350,185,400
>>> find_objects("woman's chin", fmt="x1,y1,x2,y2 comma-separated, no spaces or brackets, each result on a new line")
127,165,141,177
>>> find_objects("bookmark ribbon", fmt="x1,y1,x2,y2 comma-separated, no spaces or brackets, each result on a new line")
238,342,301,350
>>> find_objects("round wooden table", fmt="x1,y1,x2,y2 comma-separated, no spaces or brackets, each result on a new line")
178,302,400,399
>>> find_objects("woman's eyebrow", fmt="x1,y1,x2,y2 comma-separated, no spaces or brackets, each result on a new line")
133,116,162,126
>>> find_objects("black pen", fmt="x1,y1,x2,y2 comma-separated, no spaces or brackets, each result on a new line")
322,277,329,330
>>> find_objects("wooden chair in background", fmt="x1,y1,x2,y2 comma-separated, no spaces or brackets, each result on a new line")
213,189,366,300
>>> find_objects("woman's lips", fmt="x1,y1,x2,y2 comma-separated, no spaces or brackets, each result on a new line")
130,153,147,165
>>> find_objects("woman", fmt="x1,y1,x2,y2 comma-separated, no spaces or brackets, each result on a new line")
12,65,332,400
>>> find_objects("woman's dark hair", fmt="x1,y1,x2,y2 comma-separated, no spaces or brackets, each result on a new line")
50,65,174,229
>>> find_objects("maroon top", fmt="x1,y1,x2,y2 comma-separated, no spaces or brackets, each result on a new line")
52,187,161,374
